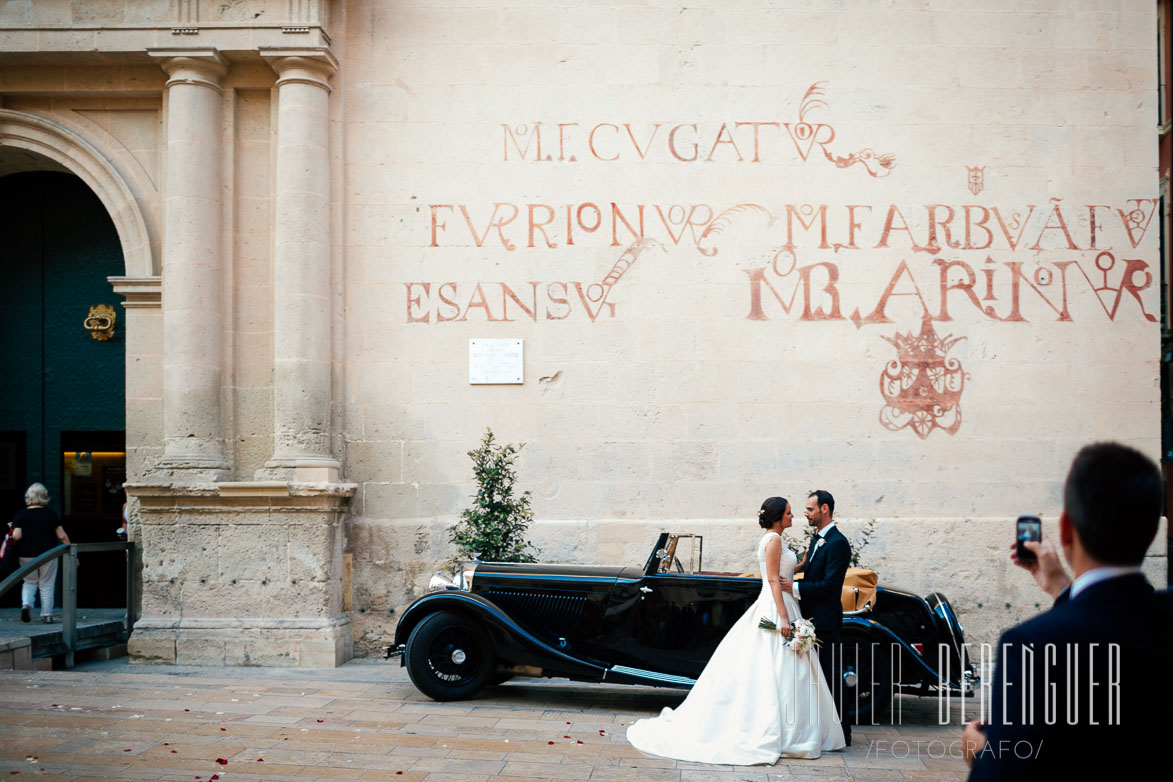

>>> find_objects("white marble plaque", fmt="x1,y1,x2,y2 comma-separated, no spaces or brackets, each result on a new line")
469,339,524,384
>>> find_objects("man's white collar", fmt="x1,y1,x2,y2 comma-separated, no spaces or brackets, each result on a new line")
1070,565,1142,599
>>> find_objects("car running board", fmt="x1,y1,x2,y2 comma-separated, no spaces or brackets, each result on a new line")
605,664,697,687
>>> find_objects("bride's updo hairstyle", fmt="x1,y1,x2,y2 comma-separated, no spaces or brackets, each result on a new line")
758,496,789,529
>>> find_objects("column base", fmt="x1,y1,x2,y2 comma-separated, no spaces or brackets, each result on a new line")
129,618,353,667
124,480,356,668
258,456,342,484
148,455,231,483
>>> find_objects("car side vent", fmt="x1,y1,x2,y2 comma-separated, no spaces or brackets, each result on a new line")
481,589,586,641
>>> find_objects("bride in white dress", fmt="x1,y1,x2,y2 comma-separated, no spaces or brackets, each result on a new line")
626,497,846,764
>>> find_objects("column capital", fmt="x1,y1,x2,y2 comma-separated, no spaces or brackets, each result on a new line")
148,48,228,90
260,47,338,91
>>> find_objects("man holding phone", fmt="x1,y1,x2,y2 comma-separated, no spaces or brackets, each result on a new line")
964,442,1172,780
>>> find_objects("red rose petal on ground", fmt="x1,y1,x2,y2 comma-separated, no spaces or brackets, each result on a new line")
219,727,225,731
599,730,606,735
184,709,190,712
163,743,169,746
123,749,131,752
563,735,570,738
215,758,227,765
577,740,583,744
256,758,263,762
210,777,219,781
547,741,554,745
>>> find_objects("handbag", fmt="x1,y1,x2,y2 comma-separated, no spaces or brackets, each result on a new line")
0,527,17,578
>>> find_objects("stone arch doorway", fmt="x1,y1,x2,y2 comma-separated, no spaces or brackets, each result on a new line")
0,170,127,608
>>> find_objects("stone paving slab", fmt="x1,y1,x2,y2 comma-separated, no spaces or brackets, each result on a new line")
0,658,973,780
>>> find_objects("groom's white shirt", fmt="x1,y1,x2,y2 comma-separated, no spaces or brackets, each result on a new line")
792,522,837,600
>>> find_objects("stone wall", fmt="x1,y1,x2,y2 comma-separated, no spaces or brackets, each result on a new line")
337,0,1164,655
0,0,1164,665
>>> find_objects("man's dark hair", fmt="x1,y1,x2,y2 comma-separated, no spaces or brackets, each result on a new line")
1064,442,1162,566
809,489,835,517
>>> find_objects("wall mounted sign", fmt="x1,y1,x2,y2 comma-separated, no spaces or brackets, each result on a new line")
469,339,524,384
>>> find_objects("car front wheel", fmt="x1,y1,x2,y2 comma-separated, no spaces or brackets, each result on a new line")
405,610,497,701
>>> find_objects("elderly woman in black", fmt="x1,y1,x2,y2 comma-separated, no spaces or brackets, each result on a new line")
11,483,70,623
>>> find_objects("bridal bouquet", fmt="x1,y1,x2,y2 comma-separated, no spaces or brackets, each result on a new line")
758,617,820,656
787,618,819,656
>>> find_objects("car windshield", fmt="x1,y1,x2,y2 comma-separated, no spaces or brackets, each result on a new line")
654,533,703,574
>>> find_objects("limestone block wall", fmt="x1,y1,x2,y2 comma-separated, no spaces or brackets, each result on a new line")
338,0,1165,656
0,0,1165,667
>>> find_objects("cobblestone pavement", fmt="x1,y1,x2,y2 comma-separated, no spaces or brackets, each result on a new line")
0,658,973,781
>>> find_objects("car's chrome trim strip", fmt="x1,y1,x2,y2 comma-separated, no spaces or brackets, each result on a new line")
607,665,697,686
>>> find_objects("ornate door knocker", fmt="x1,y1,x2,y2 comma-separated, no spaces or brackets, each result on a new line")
84,304,117,341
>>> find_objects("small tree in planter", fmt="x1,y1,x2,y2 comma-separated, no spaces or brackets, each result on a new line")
449,428,537,565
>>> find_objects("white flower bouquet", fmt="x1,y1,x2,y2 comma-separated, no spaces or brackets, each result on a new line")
787,618,819,656
759,617,820,657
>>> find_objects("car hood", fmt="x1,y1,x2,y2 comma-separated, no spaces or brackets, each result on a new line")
472,561,629,582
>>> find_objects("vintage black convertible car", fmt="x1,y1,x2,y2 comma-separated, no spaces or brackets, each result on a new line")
385,533,977,722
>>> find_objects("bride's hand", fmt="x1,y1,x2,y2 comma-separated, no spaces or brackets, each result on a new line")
778,620,791,639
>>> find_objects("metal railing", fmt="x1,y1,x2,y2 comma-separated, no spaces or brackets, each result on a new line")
0,542,135,668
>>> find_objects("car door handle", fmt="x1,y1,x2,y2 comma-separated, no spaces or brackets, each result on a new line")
639,586,653,594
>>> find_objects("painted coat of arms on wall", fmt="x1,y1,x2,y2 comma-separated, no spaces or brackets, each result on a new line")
879,316,969,439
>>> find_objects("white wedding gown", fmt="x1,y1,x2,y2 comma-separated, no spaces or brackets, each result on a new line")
626,531,846,764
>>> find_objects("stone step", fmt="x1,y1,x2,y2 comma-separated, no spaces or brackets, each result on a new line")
0,637,32,670
0,608,130,669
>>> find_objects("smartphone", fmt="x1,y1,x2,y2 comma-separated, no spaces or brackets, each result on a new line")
1016,515,1042,563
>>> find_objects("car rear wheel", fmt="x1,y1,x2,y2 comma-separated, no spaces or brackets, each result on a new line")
840,631,893,724
405,610,497,701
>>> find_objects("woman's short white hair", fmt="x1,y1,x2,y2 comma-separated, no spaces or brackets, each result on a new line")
25,483,50,506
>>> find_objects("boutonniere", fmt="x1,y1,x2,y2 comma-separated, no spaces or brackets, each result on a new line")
814,538,826,551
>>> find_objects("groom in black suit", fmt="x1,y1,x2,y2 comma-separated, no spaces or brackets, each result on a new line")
965,442,1171,780
781,489,852,745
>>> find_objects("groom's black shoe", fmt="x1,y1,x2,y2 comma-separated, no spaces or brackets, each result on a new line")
843,725,851,747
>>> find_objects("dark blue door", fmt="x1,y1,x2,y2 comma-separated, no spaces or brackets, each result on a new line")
0,171,126,607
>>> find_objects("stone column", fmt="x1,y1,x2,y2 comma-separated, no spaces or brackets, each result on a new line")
149,49,230,479
260,49,341,483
